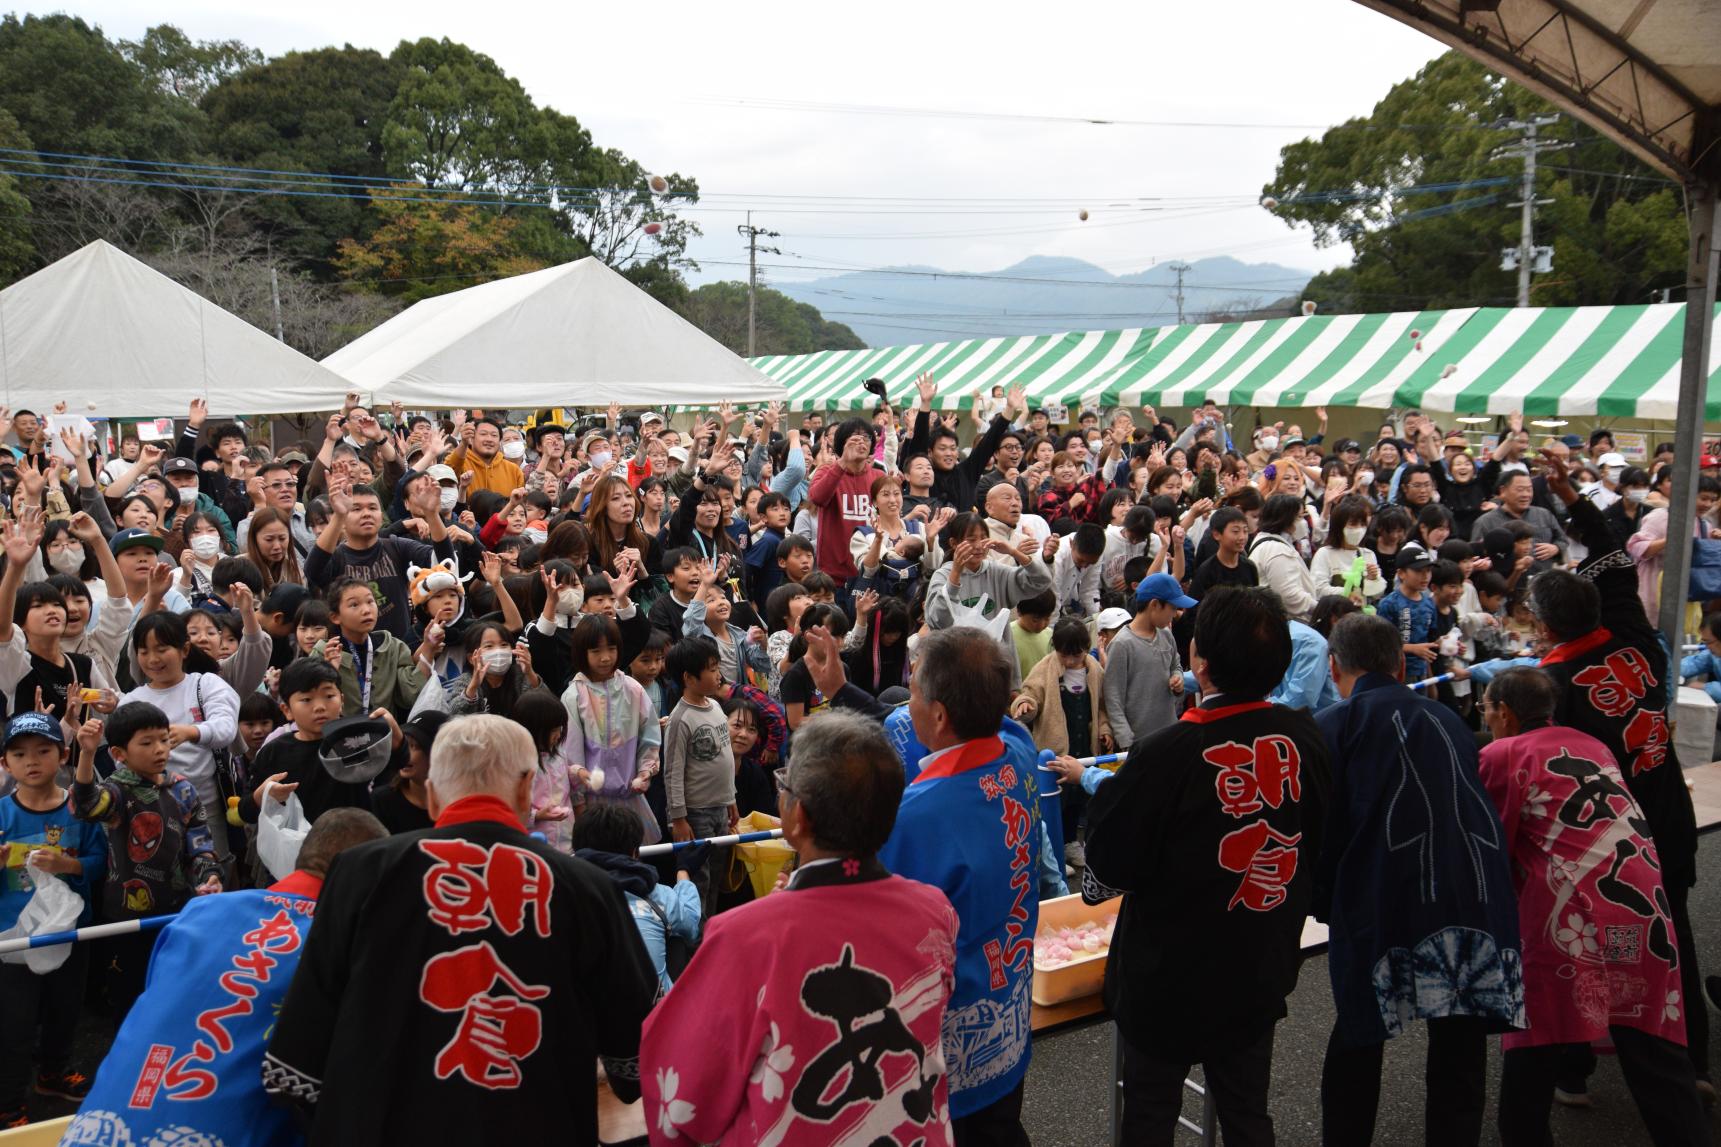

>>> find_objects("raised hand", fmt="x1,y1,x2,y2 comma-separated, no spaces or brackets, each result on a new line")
1004,384,1027,418
324,413,345,443
67,511,101,544
1,515,39,566
480,550,503,584
188,397,209,429
915,372,937,407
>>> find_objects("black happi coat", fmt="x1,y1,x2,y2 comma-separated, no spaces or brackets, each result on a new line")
265,798,657,1145
1083,697,1331,1061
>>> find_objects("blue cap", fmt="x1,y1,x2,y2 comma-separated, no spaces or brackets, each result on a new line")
5,711,64,748
1135,572,1198,609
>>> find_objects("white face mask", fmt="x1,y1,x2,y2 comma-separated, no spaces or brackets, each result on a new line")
588,449,612,469
501,440,526,461
439,487,458,512
190,535,222,561
1357,470,1375,487
1626,487,1648,504
481,647,514,674
1604,466,1623,484
556,588,584,617
1343,525,1367,547
1293,518,1309,541
48,545,85,575
1259,435,1280,452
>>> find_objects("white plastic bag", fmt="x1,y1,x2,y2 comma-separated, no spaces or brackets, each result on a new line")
0,859,83,973
257,786,311,881
945,592,1011,642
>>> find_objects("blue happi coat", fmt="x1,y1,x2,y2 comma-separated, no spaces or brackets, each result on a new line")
879,728,1041,1118
1314,673,1525,1046
66,877,321,1147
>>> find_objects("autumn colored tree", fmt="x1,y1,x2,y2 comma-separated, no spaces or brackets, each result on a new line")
334,189,546,303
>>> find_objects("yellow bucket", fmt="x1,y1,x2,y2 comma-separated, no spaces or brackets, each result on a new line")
731,810,794,898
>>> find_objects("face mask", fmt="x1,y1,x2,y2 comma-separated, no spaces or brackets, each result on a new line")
1626,487,1648,504
502,441,526,461
439,488,458,512
556,588,583,617
48,546,85,574
1293,518,1309,541
1259,435,1280,452
190,535,222,561
481,647,514,674
588,449,612,469
1357,470,1375,487
1343,525,1367,547
1604,466,1623,484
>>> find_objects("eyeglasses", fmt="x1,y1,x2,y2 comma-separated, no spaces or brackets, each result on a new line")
773,766,798,802
263,482,296,492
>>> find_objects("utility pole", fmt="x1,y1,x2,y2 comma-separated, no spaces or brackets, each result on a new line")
737,212,780,356
1169,261,1192,324
269,266,284,341
1492,114,1571,306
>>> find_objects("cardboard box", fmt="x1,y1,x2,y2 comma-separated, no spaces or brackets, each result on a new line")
1031,891,1121,1006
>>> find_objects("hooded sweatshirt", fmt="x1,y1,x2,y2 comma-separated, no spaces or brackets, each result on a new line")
576,848,701,994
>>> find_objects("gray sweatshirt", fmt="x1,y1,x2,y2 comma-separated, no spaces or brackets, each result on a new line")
1102,623,1182,749
663,695,736,820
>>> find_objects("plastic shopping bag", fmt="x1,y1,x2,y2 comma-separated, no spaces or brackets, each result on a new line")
945,592,1011,642
0,860,83,974
257,786,311,881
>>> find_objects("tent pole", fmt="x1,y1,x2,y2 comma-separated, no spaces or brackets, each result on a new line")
1657,181,1719,657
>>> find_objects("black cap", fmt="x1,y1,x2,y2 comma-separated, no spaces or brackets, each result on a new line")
161,457,198,476
401,711,450,753
318,716,394,784
1333,438,1361,453
1396,541,1435,571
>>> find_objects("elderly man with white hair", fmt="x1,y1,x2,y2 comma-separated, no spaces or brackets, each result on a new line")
264,714,657,1146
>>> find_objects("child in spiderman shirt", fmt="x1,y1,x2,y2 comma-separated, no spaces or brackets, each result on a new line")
72,701,221,1017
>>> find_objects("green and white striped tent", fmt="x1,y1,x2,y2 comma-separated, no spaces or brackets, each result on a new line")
747,303,1721,418
1388,303,1721,420
751,328,1158,412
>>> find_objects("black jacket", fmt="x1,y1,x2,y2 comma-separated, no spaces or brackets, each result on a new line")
908,409,1010,513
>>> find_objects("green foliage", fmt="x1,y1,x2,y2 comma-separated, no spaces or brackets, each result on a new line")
201,45,404,272
0,18,856,357
682,281,867,356
1269,51,1684,311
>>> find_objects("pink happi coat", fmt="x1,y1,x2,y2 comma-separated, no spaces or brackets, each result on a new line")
641,862,958,1146
1477,723,1686,1050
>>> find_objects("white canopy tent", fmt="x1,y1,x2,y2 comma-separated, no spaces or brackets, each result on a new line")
0,240,353,417
323,257,784,409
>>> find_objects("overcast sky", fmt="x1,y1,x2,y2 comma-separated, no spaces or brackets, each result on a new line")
29,0,1447,285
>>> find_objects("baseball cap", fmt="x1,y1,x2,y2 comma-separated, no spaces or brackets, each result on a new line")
278,450,309,466
401,711,450,755
161,457,198,477
319,716,395,784
1334,438,1361,454
1704,455,1721,469
1096,607,1131,632
1560,434,1585,450
1135,572,1198,609
1596,452,1626,469
667,446,689,464
1280,434,1306,448
1442,430,1468,448
4,711,63,748
1396,541,1435,571
425,463,458,485
109,527,164,556
639,411,665,427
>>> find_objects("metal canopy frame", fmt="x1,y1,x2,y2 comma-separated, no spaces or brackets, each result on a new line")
1352,0,1721,657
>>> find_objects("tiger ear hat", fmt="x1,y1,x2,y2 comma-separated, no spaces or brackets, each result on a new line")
406,558,471,607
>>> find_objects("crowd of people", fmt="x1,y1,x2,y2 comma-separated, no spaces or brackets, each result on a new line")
0,379,1713,1144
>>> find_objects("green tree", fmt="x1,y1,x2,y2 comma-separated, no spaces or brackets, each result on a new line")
122,25,261,105
333,189,547,303
0,14,192,159
202,45,404,273
681,281,866,356
1267,51,1684,311
0,110,35,283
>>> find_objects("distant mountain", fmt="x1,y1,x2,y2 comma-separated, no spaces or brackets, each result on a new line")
772,255,1316,347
